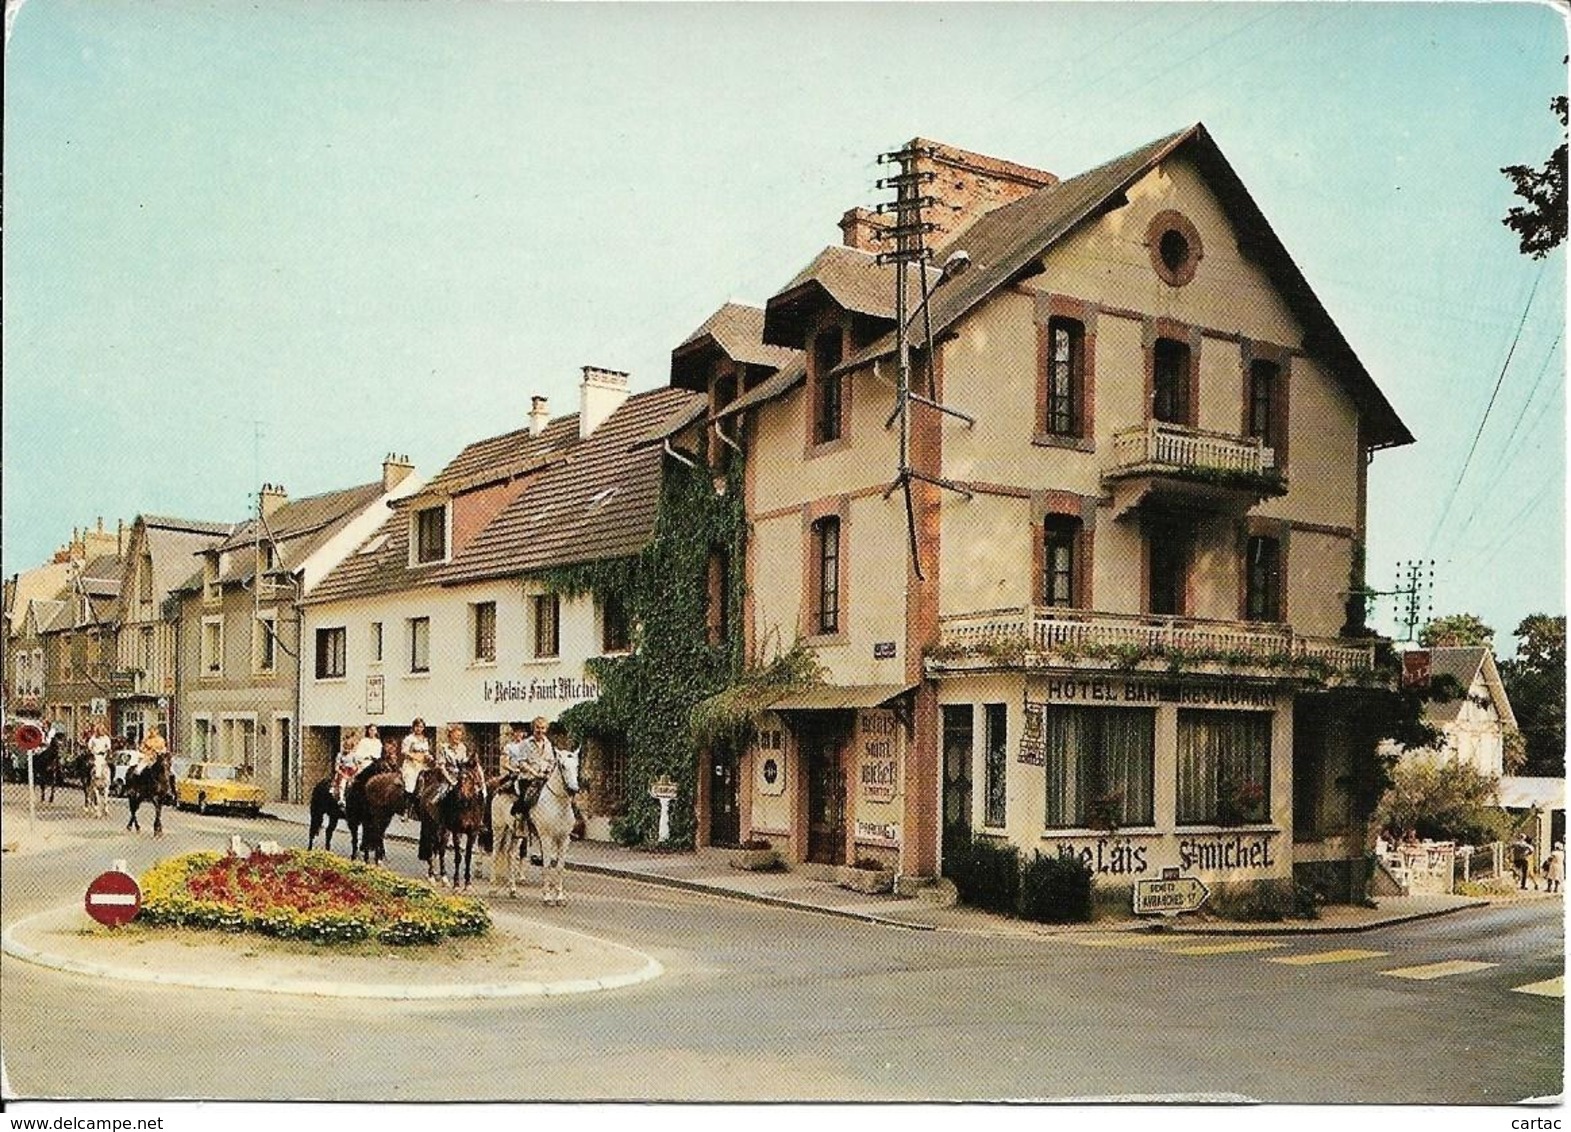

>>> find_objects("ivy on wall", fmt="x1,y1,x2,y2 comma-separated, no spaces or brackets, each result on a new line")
537,448,746,847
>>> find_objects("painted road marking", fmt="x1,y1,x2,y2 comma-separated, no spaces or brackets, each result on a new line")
1381,960,1498,981
1510,977,1565,998
1268,948,1389,966
87,894,138,906
1171,940,1287,956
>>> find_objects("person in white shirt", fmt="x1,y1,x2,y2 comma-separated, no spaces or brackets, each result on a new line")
400,718,432,816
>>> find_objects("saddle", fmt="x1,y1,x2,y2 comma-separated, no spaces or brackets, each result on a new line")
510,778,544,816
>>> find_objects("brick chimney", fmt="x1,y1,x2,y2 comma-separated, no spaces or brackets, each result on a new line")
381,453,414,492
839,207,890,253
848,139,1058,252
528,396,550,439
580,367,630,439
259,483,288,518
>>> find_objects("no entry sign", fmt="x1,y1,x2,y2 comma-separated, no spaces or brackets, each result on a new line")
84,869,142,928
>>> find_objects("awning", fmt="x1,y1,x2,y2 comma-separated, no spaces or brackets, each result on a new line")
764,683,917,712
1498,777,1566,812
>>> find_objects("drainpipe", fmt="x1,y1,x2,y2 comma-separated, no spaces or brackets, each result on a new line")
292,576,303,804
663,440,699,469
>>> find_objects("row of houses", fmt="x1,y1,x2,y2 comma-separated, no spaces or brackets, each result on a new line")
7,124,1436,902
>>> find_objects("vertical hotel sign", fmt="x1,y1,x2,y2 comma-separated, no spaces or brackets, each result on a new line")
366,674,385,715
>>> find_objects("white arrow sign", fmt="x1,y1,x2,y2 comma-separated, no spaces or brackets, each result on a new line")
1134,875,1210,916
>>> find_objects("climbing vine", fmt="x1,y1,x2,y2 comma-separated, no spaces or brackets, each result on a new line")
536,447,746,848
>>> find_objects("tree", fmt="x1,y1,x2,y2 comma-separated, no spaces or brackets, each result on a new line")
1375,757,1507,845
1499,614,1566,777
1418,612,1495,649
1501,77,1568,259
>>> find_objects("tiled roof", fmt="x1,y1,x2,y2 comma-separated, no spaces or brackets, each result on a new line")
1424,646,1514,726
139,517,233,608
762,245,941,348
26,599,65,637
422,417,579,498
436,387,705,584
671,303,803,390
79,555,124,597
714,355,806,421
212,482,386,585
833,123,1412,449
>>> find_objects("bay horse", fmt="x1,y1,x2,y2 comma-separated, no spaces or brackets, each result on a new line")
345,757,404,865
526,747,580,906
306,776,346,852
416,765,488,888
30,734,66,804
124,753,173,836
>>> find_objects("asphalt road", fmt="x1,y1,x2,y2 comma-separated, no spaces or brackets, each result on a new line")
1,794,1562,1105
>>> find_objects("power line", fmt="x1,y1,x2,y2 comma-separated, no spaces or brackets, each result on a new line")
1424,262,1547,554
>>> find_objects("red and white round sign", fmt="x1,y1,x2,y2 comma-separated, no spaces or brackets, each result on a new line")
84,869,142,928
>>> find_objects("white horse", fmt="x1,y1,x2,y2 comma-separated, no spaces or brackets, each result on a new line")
85,751,111,819
488,749,580,903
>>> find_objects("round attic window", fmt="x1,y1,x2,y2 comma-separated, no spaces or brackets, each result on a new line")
1147,210,1203,287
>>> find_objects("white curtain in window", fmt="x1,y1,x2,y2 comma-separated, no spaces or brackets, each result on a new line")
1177,710,1270,823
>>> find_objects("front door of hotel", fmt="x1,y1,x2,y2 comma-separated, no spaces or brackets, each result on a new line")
941,704,974,875
709,743,740,847
804,721,846,866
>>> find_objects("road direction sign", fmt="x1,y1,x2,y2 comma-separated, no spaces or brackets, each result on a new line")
1134,874,1210,916
84,869,142,928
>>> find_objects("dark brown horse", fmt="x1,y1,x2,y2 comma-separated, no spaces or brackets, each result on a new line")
306,776,345,851
30,733,67,804
416,764,488,888
124,753,173,836
345,757,404,865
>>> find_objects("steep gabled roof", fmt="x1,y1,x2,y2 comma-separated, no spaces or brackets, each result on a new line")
436,387,705,584
1425,647,1518,728
671,302,804,391
210,481,386,586
134,515,234,609
762,245,942,348
421,416,579,498
24,598,66,638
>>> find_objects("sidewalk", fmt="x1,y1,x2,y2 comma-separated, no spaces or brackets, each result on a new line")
259,800,1507,938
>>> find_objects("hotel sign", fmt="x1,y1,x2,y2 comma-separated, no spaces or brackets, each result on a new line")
483,677,600,704
1042,678,1276,709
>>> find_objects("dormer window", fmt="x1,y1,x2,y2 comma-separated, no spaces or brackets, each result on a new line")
413,505,448,565
202,554,221,604
812,329,846,445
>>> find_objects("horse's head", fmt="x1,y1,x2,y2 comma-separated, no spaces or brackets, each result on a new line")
555,748,581,795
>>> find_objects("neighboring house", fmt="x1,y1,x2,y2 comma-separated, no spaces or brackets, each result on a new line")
38,552,126,742
301,368,705,836
1381,647,1518,776
11,595,62,723
170,457,422,803
1497,777,1565,864
682,126,1413,902
112,515,233,747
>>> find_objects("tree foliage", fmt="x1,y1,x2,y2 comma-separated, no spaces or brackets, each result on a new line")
1418,612,1495,649
1375,757,1508,845
1501,80,1568,259
1499,614,1566,777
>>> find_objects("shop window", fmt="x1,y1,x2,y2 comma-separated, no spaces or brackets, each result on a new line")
408,616,431,674
983,703,1007,828
532,594,560,659
1176,710,1272,825
472,602,497,664
811,515,841,635
1152,338,1191,425
1245,535,1283,622
1043,317,1085,437
1045,707,1155,828
315,627,346,679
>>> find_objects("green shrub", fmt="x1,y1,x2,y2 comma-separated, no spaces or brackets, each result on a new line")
946,834,1020,915
1017,851,1093,924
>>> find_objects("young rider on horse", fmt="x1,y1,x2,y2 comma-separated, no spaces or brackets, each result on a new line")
333,730,361,806
400,718,432,818
507,716,555,827
430,724,480,807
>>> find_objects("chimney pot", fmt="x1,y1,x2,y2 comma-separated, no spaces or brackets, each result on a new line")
381,453,415,492
579,367,631,439
528,396,551,439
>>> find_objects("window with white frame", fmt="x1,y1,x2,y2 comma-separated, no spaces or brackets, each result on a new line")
200,616,224,677
370,621,384,664
532,594,560,659
409,616,431,673
413,505,448,565
1045,707,1155,829
471,602,497,664
315,627,346,679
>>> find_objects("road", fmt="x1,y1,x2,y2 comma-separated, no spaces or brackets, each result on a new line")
0,792,1562,1105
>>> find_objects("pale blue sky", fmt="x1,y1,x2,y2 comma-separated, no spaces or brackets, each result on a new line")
4,1,1565,652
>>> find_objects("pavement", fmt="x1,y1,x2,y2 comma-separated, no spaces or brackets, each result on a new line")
4,793,1555,1001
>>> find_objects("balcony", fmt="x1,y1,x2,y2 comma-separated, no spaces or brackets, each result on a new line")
1105,422,1285,516
931,606,1376,682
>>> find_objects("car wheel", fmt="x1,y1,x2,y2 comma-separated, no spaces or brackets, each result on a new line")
197,794,208,815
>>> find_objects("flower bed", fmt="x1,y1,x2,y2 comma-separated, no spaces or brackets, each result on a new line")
138,849,490,946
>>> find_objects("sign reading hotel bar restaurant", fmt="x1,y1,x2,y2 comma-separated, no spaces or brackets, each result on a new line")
1038,677,1277,709
1134,870,1210,916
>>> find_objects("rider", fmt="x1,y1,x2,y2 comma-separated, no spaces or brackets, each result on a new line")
86,722,112,786
510,716,555,826
133,726,171,800
333,730,361,806
399,718,432,818
431,723,480,807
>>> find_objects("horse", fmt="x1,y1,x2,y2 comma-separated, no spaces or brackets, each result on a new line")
124,753,173,836
306,776,346,852
487,773,528,897
344,759,404,865
30,734,66,804
84,750,111,818
416,764,488,888
525,747,581,906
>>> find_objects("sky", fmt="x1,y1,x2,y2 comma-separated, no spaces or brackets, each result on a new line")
3,0,1566,658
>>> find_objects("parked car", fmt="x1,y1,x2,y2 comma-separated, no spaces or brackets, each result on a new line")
107,750,138,796
175,762,264,816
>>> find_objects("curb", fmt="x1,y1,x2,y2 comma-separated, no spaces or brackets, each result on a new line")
0,909,664,1001
1153,900,1490,936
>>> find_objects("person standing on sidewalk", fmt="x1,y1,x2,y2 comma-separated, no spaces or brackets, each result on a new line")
1545,842,1565,894
1511,833,1537,890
